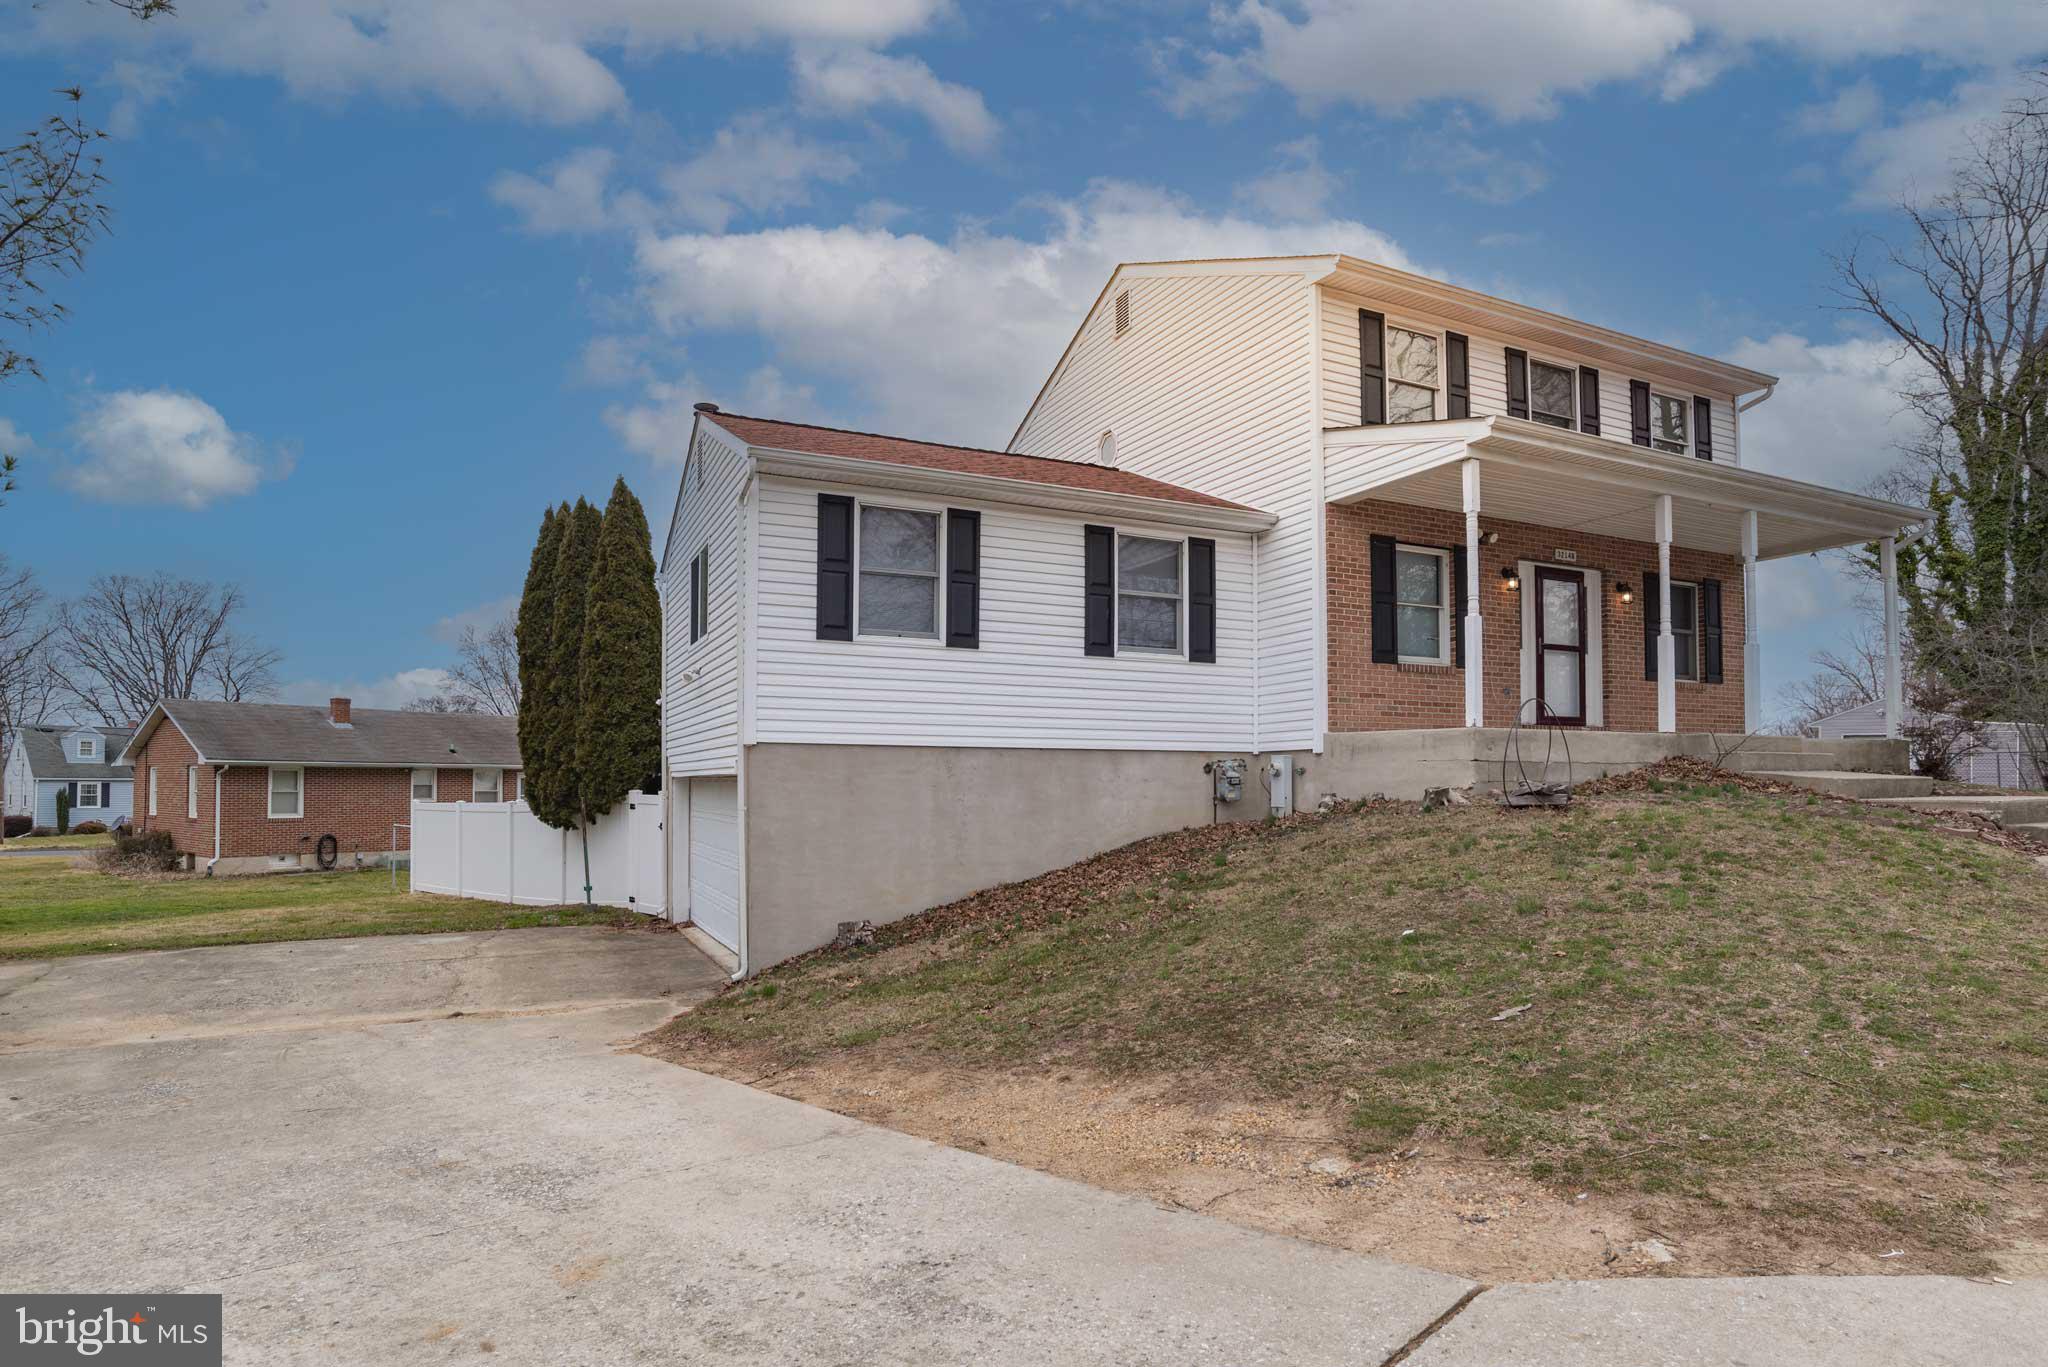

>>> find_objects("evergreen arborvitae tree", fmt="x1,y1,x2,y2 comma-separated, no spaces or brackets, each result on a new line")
531,498,602,834
576,477,662,820
513,504,564,813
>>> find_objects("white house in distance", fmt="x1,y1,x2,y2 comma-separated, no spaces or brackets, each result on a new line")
659,254,1926,972
3,724,136,831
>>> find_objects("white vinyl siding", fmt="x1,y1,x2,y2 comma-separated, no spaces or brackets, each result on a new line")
1012,268,1319,749
750,475,1256,749
1318,286,1743,465
663,424,749,777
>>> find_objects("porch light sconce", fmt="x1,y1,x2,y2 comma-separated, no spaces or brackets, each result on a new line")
1616,582,1636,604
1500,566,1520,591
1480,531,1500,546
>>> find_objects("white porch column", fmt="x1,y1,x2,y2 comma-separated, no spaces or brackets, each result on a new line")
1741,510,1761,734
1881,535,1902,739
1462,459,1484,728
1656,494,1676,733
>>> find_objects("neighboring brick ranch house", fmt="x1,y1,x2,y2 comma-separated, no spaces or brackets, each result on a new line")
121,697,521,875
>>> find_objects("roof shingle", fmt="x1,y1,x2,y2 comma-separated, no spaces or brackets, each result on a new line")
19,726,135,781
707,411,1254,511
137,699,521,769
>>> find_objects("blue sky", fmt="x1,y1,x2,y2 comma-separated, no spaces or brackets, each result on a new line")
2,1,2043,716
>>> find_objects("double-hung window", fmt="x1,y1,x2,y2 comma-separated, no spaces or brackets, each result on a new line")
1529,359,1576,430
857,504,941,639
1395,545,1451,665
1650,390,1689,455
473,768,502,803
146,769,156,815
1117,534,1183,654
80,780,103,810
1669,581,1699,681
76,736,97,760
411,768,437,801
268,767,302,819
1385,324,1441,423
187,765,198,819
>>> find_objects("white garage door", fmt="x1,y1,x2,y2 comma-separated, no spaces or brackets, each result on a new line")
687,778,741,953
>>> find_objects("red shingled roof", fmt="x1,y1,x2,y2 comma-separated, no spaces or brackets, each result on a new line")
705,411,1255,512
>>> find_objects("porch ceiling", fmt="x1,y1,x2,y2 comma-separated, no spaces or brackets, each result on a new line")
1323,416,1928,560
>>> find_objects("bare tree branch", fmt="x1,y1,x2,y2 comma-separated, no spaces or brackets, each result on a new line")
53,574,280,724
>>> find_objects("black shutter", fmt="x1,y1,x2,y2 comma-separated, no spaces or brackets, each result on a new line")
1579,367,1601,436
1505,348,1530,419
1451,545,1469,668
816,494,854,641
1630,380,1652,447
945,509,981,649
1445,332,1471,419
1358,310,1386,425
1188,538,1217,664
67,781,77,810
1700,578,1724,684
1369,534,1398,664
1084,524,1115,657
1642,570,1661,681
1693,397,1714,461
688,555,703,644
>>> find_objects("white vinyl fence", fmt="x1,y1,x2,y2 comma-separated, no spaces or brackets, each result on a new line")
410,792,666,917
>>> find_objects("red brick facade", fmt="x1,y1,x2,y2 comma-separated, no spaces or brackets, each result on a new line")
1327,499,1746,733
129,720,519,866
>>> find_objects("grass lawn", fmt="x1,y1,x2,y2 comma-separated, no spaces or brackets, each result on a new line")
659,779,2048,1278
0,858,618,959
1,832,114,851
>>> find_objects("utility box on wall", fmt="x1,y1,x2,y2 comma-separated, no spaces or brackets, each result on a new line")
1266,754,1294,818
1210,758,1245,804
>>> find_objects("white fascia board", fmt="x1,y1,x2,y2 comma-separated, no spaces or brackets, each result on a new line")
748,446,1280,533
1313,257,1779,396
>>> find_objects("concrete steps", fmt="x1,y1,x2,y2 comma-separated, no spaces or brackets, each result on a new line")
2010,822,2048,840
1721,750,1876,774
1750,770,1936,799
1861,793,2048,827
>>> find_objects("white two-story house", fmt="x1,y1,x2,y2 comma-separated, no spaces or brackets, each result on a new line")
658,255,1925,972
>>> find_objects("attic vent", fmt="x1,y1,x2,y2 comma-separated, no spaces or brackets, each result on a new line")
1098,431,1117,467
1114,289,1131,337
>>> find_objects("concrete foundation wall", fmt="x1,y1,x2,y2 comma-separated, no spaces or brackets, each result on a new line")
1302,730,1913,804
743,743,1261,968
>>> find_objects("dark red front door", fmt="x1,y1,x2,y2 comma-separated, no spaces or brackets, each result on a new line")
1535,567,1587,727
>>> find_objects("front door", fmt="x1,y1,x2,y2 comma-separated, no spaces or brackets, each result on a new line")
1535,567,1587,727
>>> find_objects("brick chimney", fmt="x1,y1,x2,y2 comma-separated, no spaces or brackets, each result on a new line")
328,696,352,727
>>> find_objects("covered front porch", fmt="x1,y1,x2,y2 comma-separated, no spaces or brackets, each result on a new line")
1322,415,1929,738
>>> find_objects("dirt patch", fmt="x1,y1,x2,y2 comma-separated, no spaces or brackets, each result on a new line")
650,1046,2044,1283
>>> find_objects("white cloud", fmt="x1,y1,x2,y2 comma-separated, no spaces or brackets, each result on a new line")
105,59,182,138
1234,136,1340,220
1724,332,1923,492
1405,126,1550,204
0,418,33,453
62,388,282,510
20,0,953,125
278,667,455,712
489,147,621,235
1829,71,2021,207
659,114,861,231
604,376,709,465
628,179,1421,445
1166,1,2048,122
792,47,1000,155
431,594,519,645
1790,78,1880,136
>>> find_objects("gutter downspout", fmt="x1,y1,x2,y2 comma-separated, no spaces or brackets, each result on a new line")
207,764,231,875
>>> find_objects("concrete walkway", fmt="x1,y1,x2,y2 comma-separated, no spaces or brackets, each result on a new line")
1,930,2041,1365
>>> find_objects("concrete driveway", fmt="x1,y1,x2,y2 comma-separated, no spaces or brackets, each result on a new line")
2,929,2042,1366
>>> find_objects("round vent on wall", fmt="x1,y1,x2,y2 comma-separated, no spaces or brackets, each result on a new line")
1098,431,1117,467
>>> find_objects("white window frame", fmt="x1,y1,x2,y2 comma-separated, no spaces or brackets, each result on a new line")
80,780,103,810
1108,529,1189,659
1649,389,1690,456
268,766,303,820
146,767,157,816
411,767,438,802
187,764,198,819
690,545,710,645
853,497,946,644
1527,356,1577,431
1669,579,1700,682
473,767,502,803
1394,543,1453,667
75,735,97,760
1383,319,1444,424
